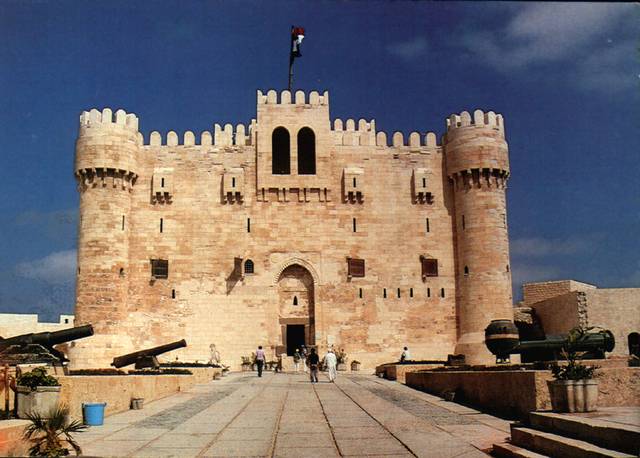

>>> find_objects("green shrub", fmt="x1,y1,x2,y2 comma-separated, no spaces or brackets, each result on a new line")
17,368,59,390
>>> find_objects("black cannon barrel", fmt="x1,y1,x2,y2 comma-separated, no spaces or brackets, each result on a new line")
0,324,94,349
515,330,615,354
111,339,187,368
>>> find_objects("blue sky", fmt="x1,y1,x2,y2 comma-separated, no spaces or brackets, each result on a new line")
0,1,638,321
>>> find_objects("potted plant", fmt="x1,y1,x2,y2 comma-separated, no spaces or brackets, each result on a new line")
336,349,348,371
23,404,87,456
548,328,599,413
241,356,252,372
16,367,61,419
350,360,361,371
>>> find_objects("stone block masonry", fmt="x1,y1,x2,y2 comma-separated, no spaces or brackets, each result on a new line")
69,89,514,369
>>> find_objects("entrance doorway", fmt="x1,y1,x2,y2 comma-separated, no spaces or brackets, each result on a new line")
286,325,305,356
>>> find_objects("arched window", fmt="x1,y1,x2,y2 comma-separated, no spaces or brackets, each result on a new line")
293,296,298,306
297,127,316,175
272,127,290,174
244,259,254,275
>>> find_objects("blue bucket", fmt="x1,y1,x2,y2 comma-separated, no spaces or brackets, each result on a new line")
83,402,106,426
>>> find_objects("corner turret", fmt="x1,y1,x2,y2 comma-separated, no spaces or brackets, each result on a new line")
444,109,513,365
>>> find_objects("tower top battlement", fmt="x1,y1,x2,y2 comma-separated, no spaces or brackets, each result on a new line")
257,89,329,106
445,109,504,138
79,108,139,134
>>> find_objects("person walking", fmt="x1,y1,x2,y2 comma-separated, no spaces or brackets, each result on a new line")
308,348,319,383
300,345,308,373
293,349,301,373
255,345,266,377
324,348,337,382
400,346,411,362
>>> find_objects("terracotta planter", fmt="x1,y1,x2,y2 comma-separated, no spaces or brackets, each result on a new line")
16,385,61,419
337,363,347,371
351,362,361,371
547,380,598,413
241,363,252,372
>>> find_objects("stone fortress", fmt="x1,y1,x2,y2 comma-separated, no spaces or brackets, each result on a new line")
69,89,514,369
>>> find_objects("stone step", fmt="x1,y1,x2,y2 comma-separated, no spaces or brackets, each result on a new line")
492,441,550,458
511,426,636,458
529,412,640,455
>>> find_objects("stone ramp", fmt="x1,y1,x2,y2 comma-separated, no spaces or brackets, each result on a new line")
492,408,640,458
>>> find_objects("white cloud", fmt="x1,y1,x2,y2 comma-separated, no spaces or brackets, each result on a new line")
15,250,77,285
461,3,638,94
510,236,593,258
386,36,428,60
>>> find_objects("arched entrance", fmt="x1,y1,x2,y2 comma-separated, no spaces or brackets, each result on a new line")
277,264,315,355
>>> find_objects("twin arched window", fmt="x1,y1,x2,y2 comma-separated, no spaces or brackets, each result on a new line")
272,127,315,175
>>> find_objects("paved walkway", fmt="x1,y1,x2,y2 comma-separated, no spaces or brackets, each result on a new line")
78,372,510,457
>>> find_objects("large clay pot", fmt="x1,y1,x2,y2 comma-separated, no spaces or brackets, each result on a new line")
582,380,599,412
548,380,598,413
16,385,61,419
484,320,519,360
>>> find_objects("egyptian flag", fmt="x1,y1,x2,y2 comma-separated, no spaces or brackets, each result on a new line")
291,26,305,59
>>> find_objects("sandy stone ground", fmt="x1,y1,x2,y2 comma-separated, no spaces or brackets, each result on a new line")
78,372,510,457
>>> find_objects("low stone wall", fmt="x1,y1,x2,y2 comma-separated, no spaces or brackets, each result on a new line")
375,363,444,383
406,367,640,419
0,420,30,457
59,367,221,421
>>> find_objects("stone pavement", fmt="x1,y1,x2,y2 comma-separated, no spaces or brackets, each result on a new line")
78,372,510,457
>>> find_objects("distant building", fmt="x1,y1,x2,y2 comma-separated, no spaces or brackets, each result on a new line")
70,90,514,369
0,314,75,338
516,280,640,357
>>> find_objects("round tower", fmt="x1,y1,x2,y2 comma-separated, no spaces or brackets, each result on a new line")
69,108,140,368
444,109,513,365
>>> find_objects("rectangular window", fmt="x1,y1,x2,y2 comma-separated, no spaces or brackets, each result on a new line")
422,177,426,188
427,287,431,298
352,218,357,232
232,177,236,188
353,177,357,188
151,259,169,279
421,257,439,277
122,215,125,231
397,288,401,298
410,288,413,298
426,218,430,233
462,215,466,230
383,288,387,298
359,288,363,299
160,218,163,233
171,289,176,299
501,213,506,228
441,288,445,298
247,218,251,233
161,177,165,188
347,258,365,278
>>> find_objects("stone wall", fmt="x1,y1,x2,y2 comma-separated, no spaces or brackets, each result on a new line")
405,367,640,419
530,292,582,336
522,280,595,307
585,288,640,356
0,420,30,457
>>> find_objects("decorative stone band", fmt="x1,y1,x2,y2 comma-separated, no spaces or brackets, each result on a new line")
256,187,331,203
449,169,510,191
75,168,138,192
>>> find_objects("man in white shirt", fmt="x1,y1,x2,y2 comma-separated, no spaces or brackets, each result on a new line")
324,349,337,382
255,345,266,377
400,346,411,362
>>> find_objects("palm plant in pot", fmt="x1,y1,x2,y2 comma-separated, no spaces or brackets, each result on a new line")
23,404,87,456
548,327,600,413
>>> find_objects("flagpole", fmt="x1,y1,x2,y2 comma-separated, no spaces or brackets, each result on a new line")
288,26,294,92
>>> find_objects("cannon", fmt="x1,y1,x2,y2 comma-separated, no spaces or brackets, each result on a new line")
485,320,615,363
0,324,94,365
111,339,187,369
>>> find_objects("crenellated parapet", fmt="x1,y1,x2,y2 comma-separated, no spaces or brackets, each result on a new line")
146,120,255,147
332,119,439,149
75,108,140,191
444,109,509,189
257,89,329,106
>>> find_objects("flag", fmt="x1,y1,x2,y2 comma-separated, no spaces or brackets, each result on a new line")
291,26,305,59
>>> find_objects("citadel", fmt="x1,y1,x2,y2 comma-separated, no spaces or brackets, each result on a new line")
69,89,514,369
